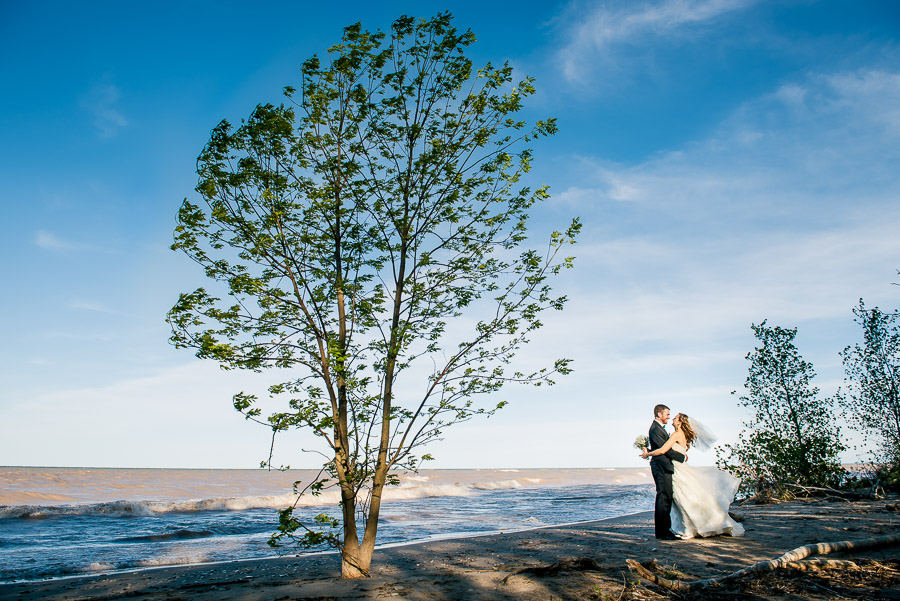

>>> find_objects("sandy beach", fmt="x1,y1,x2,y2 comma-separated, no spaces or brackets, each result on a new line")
2,496,898,600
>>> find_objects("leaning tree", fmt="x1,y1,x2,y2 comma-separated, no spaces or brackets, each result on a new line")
717,322,846,497
168,14,579,578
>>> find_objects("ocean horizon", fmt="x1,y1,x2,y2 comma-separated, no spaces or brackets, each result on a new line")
0,466,656,583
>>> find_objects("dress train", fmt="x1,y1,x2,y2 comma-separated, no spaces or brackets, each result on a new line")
669,443,744,539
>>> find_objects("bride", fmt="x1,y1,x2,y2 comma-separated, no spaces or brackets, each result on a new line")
641,413,744,539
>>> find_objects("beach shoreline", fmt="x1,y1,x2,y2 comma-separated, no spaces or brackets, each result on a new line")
2,497,898,600
0,510,655,588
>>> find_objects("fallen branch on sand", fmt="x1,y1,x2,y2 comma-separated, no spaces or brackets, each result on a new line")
736,482,885,504
501,557,603,584
785,483,883,501
626,533,900,592
780,558,861,571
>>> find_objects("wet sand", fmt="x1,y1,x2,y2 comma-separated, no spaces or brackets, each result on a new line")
2,497,898,600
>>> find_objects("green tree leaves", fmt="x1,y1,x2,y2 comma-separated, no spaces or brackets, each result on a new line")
841,299,900,467
167,13,577,577
717,322,846,497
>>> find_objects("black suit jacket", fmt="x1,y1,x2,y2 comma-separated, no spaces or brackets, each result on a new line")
649,421,686,474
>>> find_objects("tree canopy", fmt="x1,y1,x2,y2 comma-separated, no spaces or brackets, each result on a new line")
168,13,579,578
841,299,900,467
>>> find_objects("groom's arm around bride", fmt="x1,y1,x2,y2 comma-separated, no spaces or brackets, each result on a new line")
649,419,685,471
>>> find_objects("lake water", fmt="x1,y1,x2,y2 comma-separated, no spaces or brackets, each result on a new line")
0,466,655,582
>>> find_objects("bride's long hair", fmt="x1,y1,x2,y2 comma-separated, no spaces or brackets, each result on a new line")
675,413,696,449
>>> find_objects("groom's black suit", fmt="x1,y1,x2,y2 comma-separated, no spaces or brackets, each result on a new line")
649,420,686,539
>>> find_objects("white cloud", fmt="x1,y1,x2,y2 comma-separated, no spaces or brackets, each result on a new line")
575,67,900,219
387,61,900,464
40,330,117,342
66,301,140,320
68,301,117,313
80,81,128,138
0,362,318,469
33,230,111,253
34,230,76,250
822,69,900,133
567,222,900,343
493,65,900,466
11,63,898,470
552,185,605,208
557,0,755,83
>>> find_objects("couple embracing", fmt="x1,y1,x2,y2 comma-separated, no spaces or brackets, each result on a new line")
642,404,744,540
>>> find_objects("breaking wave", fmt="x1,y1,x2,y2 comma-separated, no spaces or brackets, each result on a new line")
0,478,529,519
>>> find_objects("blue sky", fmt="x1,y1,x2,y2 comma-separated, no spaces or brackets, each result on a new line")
1,0,899,469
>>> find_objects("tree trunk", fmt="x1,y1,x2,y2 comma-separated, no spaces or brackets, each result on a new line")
337,455,366,578
341,544,372,578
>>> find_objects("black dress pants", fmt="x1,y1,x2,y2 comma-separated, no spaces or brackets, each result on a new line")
651,460,674,538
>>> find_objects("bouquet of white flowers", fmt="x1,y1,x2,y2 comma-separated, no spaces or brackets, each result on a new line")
633,434,649,451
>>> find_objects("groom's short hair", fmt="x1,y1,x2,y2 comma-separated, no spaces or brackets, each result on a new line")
653,404,669,417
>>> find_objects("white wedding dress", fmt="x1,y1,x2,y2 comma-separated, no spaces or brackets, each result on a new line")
670,443,744,539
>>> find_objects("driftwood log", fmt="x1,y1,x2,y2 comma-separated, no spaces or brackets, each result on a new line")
781,558,861,571
735,482,884,504
626,533,900,592
785,483,883,501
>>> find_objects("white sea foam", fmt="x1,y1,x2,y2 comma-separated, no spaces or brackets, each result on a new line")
1,500,159,519
0,478,534,518
0,496,301,519
135,556,210,568
470,479,522,491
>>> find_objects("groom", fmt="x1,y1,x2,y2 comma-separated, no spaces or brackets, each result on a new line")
649,404,685,540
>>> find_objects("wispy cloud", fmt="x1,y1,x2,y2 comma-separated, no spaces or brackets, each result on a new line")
68,301,117,314
566,67,900,215
565,222,900,344
522,65,900,454
1,363,308,468
33,230,111,253
67,300,138,320
557,0,756,84
34,230,80,250
40,330,117,342
80,81,128,138
408,66,900,460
